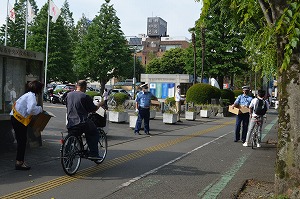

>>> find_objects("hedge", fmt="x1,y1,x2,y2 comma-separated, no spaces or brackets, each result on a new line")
186,83,221,104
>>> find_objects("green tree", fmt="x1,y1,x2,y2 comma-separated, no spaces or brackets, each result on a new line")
146,48,187,74
74,0,131,93
198,0,300,197
193,0,249,88
27,2,75,83
0,0,38,48
146,58,162,74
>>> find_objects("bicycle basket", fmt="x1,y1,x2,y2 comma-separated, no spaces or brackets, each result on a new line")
88,112,106,127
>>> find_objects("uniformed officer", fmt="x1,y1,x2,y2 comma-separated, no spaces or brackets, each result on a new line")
134,83,154,135
231,86,253,143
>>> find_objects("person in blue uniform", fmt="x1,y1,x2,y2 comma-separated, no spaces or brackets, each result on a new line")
231,86,253,143
134,83,154,135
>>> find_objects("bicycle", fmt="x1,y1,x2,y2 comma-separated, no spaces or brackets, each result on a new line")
60,127,107,176
250,115,265,149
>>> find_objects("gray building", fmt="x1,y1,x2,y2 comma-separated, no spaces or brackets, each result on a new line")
147,17,167,37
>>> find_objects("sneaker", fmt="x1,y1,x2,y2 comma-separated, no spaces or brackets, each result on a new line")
257,143,261,148
134,131,141,135
15,162,31,170
243,142,249,147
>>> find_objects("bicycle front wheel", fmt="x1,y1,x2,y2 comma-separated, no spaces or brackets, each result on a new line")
61,135,82,175
94,129,108,164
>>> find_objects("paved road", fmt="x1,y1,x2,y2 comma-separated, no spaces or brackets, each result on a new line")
0,102,278,199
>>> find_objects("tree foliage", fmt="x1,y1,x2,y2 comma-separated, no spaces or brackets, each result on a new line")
27,2,75,83
74,0,131,93
146,48,187,74
196,0,249,87
0,0,38,48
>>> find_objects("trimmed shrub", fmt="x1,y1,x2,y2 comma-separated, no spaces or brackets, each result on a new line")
114,93,129,106
165,97,175,107
186,83,221,104
220,89,235,104
86,91,101,98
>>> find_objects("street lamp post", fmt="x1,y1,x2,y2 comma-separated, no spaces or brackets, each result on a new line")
133,49,137,99
192,33,197,85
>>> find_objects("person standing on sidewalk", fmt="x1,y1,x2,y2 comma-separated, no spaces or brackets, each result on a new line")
10,80,44,170
243,89,269,147
134,83,154,135
231,86,253,143
175,85,185,122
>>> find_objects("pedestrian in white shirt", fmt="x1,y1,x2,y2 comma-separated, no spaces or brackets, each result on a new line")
10,80,44,170
175,85,185,122
243,90,269,147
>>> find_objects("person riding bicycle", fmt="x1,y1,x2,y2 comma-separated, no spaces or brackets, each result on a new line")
243,89,269,147
65,80,103,160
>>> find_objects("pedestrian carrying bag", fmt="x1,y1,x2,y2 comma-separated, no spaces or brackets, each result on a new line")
254,99,267,115
12,103,33,126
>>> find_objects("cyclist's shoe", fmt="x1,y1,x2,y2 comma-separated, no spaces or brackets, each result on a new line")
88,155,103,160
257,143,261,148
243,142,250,147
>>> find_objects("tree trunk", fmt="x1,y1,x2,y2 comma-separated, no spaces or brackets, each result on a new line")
275,49,300,198
272,1,300,197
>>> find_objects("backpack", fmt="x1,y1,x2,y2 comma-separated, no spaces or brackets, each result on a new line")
254,99,267,115
88,112,107,127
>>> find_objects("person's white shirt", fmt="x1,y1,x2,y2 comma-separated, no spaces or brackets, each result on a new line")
103,90,108,101
10,92,42,117
249,97,269,117
175,89,185,102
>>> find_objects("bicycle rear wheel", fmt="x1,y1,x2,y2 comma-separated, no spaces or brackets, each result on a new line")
61,135,82,175
94,129,108,164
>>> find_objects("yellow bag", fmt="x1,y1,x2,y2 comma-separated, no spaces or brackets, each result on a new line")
12,103,33,126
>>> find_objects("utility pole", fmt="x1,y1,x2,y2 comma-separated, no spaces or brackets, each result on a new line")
201,27,205,83
192,33,196,85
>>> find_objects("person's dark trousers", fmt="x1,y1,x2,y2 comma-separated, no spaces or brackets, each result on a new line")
135,107,150,133
11,116,28,162
234,113,250,142
68,119,99,156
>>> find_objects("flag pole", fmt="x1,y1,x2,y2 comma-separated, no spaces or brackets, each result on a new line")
44,0,50,91
24,0,28,49
5,0,9,46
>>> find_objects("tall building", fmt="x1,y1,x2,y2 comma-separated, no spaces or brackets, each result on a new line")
128,17,190,66
147,17,167,37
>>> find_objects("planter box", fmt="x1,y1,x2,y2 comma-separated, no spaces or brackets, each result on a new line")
163,113,178,124
185,111,196,121
200,110,211,118
109,111,128,123
150,110,156,119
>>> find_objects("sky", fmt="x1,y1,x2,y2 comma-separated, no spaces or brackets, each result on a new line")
0,0,203,39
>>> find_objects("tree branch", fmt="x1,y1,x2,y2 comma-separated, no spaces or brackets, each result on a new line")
258,0,273,26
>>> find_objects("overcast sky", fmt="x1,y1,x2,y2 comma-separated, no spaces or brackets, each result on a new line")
1,0,202,39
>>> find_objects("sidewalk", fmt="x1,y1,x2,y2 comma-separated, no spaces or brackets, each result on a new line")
219,110,278,198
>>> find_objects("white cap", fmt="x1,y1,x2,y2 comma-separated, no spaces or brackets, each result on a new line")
140,83,148,88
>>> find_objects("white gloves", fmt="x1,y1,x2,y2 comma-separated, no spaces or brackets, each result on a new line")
135,109,139,113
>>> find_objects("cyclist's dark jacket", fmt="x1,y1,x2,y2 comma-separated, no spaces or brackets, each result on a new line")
66,91,97,128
